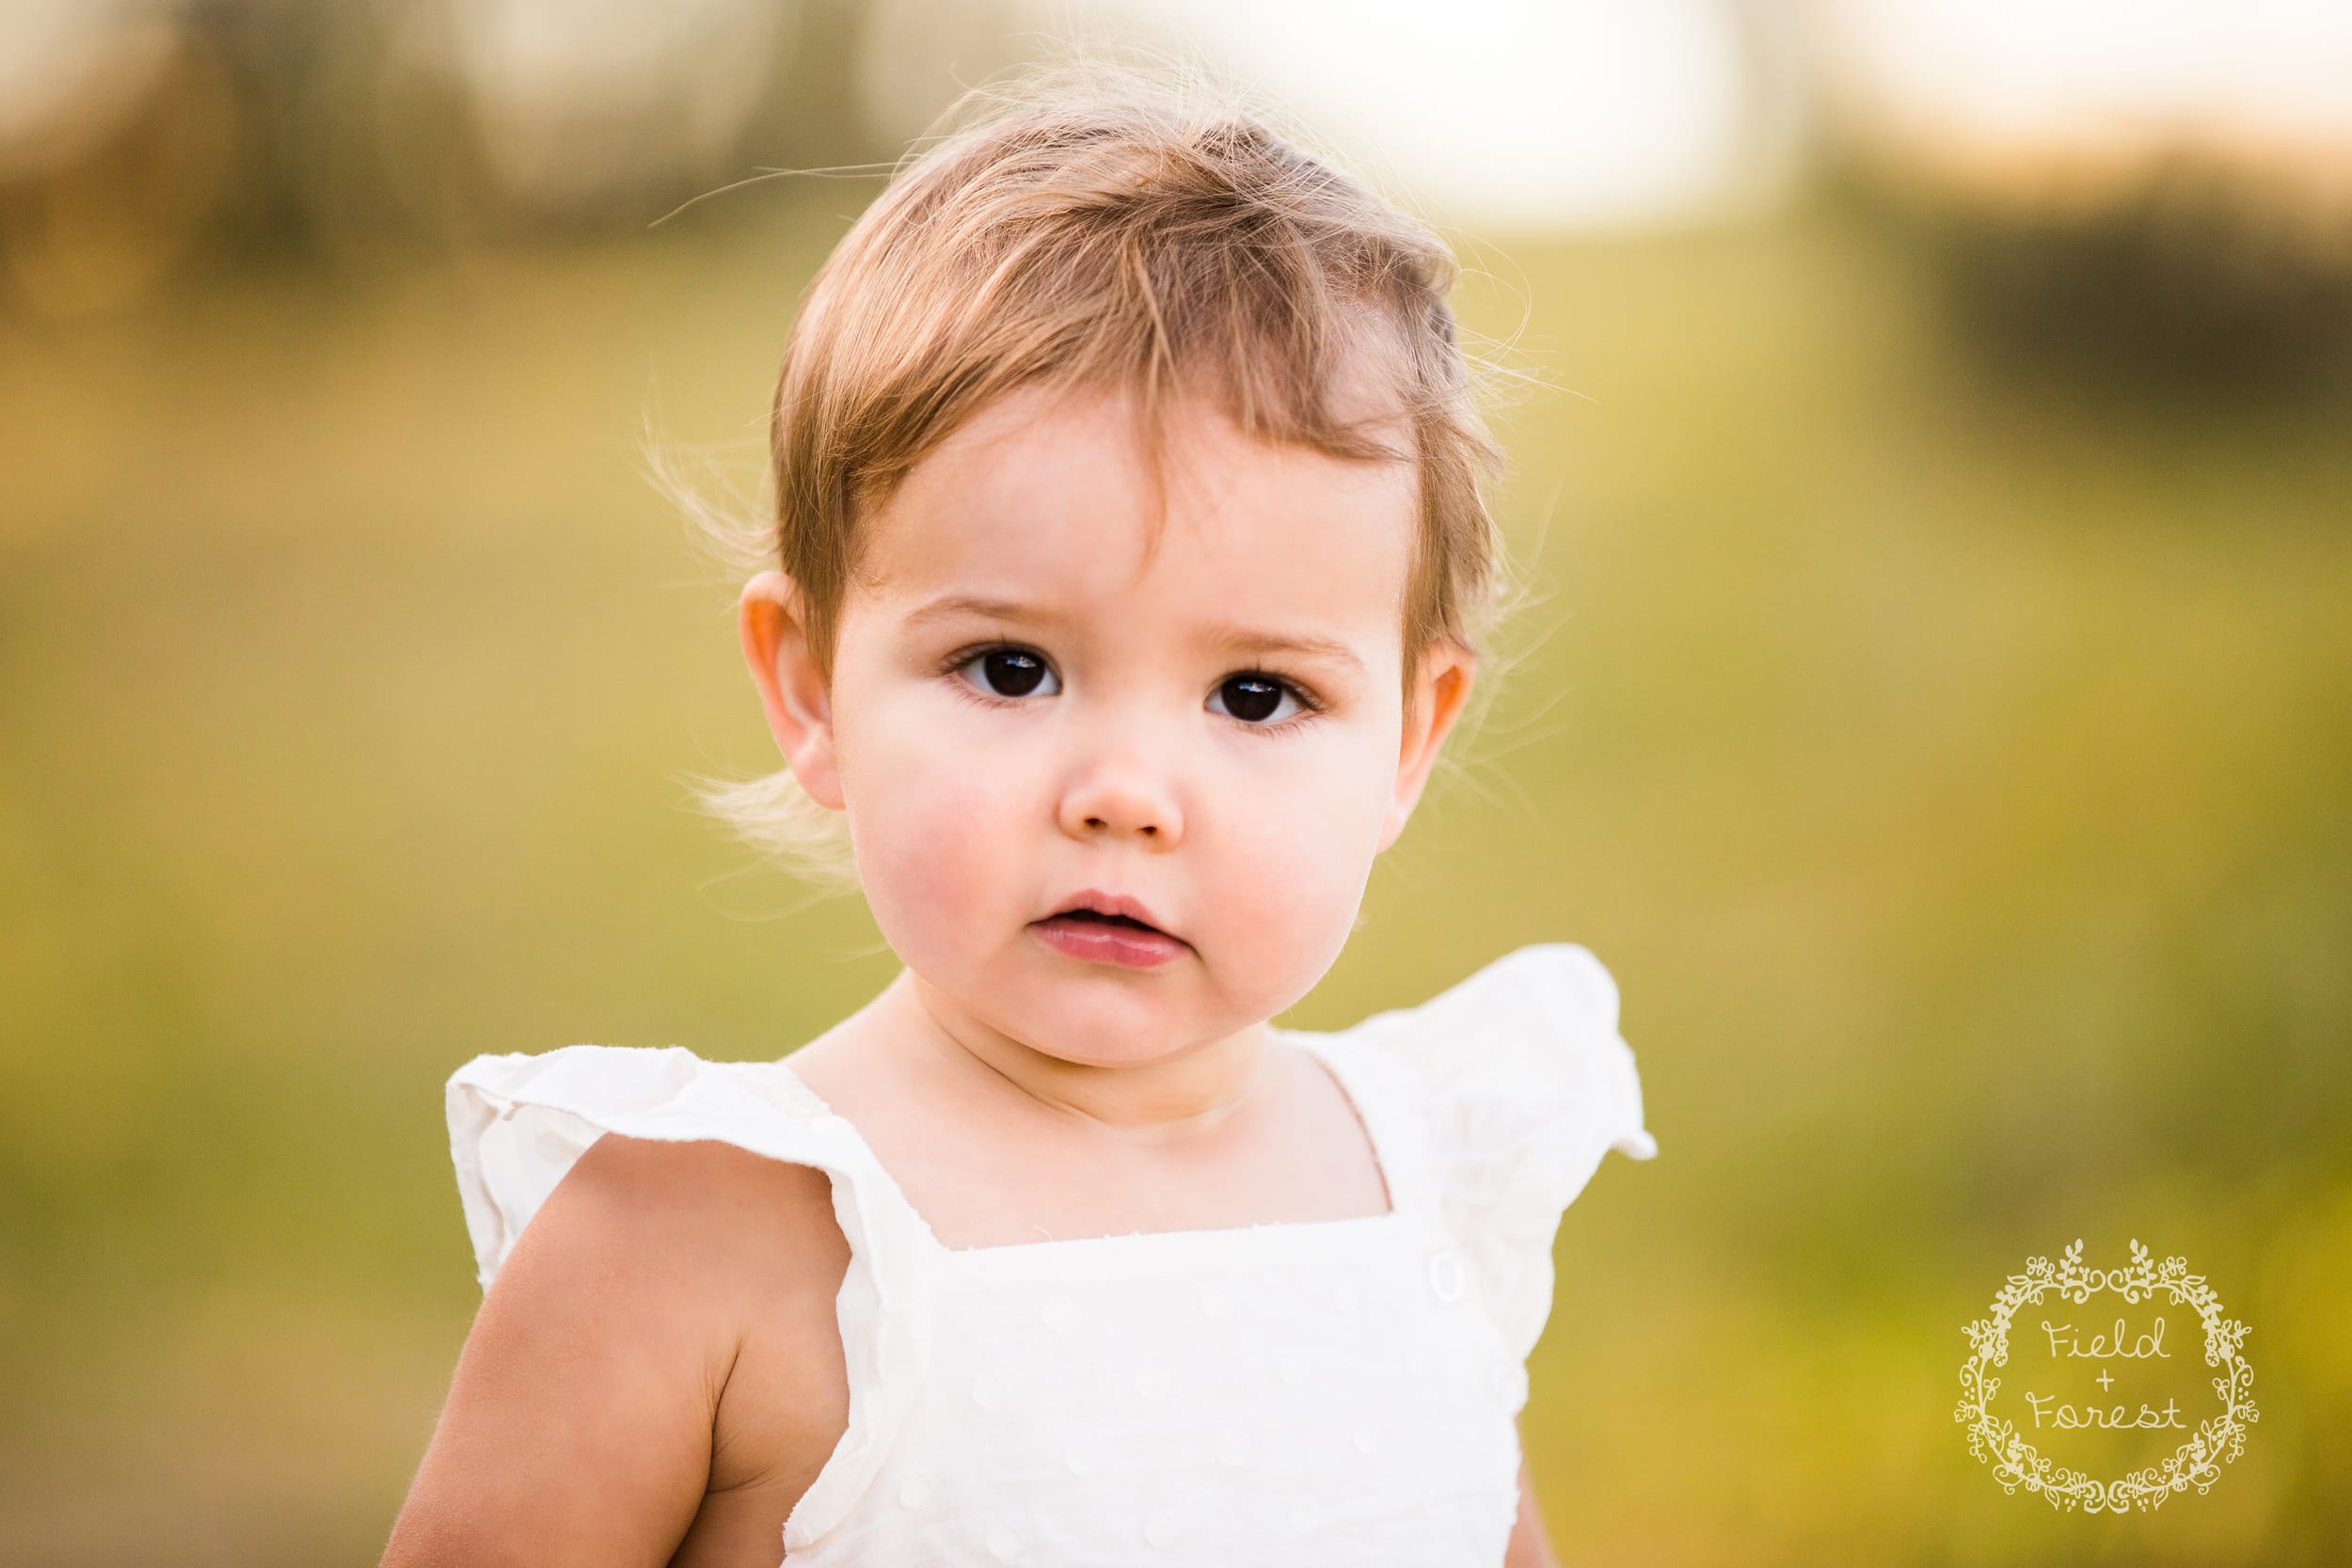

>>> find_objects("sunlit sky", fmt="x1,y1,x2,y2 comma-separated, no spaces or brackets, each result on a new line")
1820,0,2352,153
1060,0,1774,231
5,0,2352,228
1037,0,2352,224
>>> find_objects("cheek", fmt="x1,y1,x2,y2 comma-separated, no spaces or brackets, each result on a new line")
1208,735,1394,938
834,686,1030,957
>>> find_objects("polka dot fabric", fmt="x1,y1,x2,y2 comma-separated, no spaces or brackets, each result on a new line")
444,942,1656,1565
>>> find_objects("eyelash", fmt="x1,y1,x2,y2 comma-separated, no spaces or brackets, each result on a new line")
939,642,1329,736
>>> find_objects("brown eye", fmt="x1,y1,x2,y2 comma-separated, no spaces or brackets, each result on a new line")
957,646,1057,700
1210,673,1304,726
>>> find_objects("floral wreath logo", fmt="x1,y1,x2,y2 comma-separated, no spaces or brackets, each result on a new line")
1956,1239,2257,1512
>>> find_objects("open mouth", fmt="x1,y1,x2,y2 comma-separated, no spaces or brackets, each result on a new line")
1049,910,1163,933
1031,901,1186,968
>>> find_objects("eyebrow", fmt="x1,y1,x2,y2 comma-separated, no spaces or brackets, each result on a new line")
903,594,1368,675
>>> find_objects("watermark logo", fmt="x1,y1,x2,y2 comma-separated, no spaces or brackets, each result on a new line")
1955,1238,2257,1513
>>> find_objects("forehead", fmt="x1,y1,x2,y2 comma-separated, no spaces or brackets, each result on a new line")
850,382,1419,649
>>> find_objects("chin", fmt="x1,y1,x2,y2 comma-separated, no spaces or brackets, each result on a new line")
1006,993,1200,1066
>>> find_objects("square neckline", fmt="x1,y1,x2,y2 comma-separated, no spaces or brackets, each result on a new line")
774,1026,1412,1261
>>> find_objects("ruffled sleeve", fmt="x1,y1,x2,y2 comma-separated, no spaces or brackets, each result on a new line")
1352,943,1656,1363
443,1043,933,1554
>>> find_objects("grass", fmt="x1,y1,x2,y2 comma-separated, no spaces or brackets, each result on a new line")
1,191,2346,1565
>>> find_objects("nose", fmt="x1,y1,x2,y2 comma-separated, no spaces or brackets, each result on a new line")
1056,737,1184,847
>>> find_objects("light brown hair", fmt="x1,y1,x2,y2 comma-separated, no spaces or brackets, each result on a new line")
674,50,1534,889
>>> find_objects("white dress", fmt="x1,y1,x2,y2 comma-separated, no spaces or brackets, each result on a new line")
444,942,1657,1566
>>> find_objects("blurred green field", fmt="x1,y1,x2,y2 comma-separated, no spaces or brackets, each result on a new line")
2,191,2347,1565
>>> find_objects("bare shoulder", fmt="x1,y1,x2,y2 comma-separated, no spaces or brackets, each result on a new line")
382,1132,852,1568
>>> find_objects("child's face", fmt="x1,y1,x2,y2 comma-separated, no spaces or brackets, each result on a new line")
742,380,1474,1064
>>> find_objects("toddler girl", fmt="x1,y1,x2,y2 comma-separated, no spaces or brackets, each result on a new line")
386,56,1656,1568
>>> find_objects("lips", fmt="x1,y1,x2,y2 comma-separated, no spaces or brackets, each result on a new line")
1031,888,1186,969
1040,888,1175,940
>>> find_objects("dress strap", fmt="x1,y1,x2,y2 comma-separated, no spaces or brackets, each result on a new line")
1286,1025,1441,1221
443,1043,934,1553
1321,944,1657,1362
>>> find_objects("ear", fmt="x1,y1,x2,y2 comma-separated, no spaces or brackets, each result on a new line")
1377,640,1476,854
738,570,845,811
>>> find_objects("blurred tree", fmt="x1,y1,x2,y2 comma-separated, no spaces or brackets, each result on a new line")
1819,138,2352,404
1927,152,2352,399
0,0,946,311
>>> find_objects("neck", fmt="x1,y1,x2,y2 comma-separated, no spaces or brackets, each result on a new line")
873,966,1273,1140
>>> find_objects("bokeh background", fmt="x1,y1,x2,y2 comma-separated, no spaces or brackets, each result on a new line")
4,1,2348,1563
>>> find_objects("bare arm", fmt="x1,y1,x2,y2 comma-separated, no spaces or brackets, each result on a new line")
1503,1418,1562,1568
379,1134,838,1567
